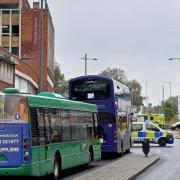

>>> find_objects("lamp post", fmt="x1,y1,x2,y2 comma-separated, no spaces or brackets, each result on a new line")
39,0,44,93
164,81,171,98
145,81,150,113
81,53,98,76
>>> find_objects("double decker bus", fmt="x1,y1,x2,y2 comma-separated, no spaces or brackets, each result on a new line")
69,75,132,155
0,88,101,179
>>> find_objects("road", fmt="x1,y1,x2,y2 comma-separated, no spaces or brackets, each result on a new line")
55,139,179,180
135,139,180,180
60,154,120,180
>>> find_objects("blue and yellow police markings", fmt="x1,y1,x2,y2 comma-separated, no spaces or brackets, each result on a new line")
132,131,167,142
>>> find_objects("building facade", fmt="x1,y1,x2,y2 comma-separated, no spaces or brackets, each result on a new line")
0,0,54,93
0,47,17,90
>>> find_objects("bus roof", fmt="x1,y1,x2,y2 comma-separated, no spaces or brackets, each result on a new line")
27,94,97,112
1,88,97,112
69,75,113,82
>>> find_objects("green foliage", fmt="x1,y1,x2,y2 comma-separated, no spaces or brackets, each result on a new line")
99,67,128,84
127,80,144,111
54,62,68,97
99,67,143,111
162,96,178,121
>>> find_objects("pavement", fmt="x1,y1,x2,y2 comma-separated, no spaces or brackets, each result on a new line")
72,152,160,180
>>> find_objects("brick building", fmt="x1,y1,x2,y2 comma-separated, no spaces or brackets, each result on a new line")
0,0,54,93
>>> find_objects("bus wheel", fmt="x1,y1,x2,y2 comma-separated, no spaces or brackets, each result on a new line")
158,138,167,147
88,151,92,167
121,142,124,155
53,154,61,180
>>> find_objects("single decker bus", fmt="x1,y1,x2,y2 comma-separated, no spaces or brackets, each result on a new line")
0,88,101,179
69,75,132,156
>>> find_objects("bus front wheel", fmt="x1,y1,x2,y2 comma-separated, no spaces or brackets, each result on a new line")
53,154,61,180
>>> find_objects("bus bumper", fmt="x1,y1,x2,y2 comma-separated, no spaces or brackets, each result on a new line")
0,164,37,176
101,144,117,153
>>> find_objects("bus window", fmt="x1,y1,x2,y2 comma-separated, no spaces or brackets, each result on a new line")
50,108,61,143
44,108,52,144
29,107,39,146
78,111,87,139
37,108,45,145
4,95,28,122
93,113,101,138
118,115,128,132
61,109,71,141
86,112,93,139
70,111,79,140
71,80,110,100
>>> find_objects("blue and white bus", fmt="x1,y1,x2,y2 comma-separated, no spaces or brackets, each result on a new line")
69,75,132,155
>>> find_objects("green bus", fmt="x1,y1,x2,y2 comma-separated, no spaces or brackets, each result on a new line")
0,88,101,179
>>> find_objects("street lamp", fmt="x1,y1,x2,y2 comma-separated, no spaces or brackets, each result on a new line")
168,58,180,61
145,81,150,113
81,53,98,76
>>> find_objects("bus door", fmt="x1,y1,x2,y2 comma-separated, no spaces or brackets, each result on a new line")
117,113,130,153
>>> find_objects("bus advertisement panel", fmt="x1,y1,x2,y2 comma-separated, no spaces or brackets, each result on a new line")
0,88,101,178
69,75,132,155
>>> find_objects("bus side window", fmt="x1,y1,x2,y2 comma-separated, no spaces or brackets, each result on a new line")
93,113,101,138
29,107,39,146
78,111,87,139
86,112,93,139
37,107,45,145
70,110,80,140
61,109,71,141
50,108,62,143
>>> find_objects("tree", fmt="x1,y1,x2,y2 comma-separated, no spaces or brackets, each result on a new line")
161,96,178,122
99,67,128,84
54,62,67,97
127,80,144,111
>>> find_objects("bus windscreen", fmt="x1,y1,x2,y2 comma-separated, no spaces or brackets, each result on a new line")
71,80,110,100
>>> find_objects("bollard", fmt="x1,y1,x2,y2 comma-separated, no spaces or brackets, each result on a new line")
142,139,150,157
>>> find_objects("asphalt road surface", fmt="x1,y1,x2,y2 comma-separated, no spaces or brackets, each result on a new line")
135,139,180,180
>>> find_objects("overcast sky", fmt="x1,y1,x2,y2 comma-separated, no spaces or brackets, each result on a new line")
30,0,180,106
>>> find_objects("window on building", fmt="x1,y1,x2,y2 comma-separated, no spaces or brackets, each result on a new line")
12,25,19,36
0,61,14,85
11,47,19,56
2,10,10,14
12,10,19,14
2,25,10,35
0,4,19,9
3,47,9,51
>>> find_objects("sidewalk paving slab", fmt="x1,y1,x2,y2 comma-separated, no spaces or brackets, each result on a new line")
73,153,160,180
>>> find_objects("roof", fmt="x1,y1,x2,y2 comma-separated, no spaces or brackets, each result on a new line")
27,94,97,112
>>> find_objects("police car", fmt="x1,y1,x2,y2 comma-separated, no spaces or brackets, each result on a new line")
131,121,174,146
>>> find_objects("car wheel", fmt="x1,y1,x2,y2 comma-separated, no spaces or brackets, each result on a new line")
158,138,167,147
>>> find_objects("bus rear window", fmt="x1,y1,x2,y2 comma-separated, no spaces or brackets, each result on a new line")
71,80,110,100
0,95,28,123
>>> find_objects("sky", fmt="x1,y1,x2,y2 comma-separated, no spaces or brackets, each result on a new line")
29,0,180,106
